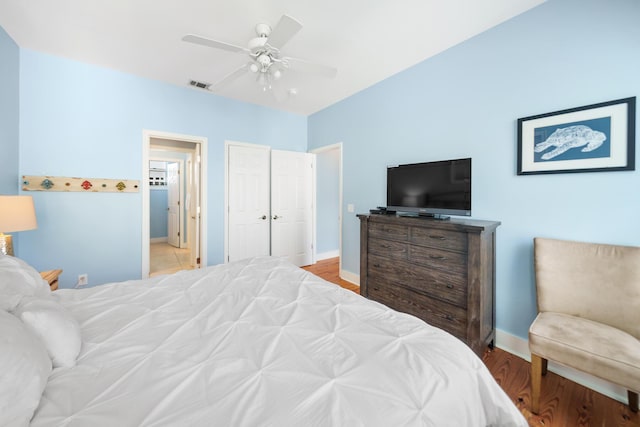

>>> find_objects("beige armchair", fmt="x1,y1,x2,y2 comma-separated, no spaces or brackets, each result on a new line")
529,237,640,414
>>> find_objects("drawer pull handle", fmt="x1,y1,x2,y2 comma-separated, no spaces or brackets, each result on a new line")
429,235,446,240
445,314,454,321
446,284,454,289
373,263,381,268
429,255,446,260
381,244,391,248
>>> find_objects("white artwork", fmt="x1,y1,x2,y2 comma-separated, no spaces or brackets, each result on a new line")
533,125,606,160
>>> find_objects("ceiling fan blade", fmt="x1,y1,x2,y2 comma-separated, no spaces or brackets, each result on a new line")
210,64,250,91
182,34,248,53
285,57,337,79
266,15,302,50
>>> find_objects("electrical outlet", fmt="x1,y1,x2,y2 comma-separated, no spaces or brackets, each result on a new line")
77,274,88,286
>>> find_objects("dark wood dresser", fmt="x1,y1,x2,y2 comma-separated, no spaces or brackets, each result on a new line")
358,214,500,357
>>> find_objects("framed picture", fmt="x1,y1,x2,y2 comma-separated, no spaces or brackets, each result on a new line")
517,97,635,175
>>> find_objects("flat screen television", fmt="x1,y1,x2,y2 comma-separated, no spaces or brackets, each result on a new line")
386,158,471,218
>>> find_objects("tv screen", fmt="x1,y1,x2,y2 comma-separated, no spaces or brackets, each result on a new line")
386,158,471,217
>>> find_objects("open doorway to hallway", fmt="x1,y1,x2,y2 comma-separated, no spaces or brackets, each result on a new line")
142,130,208,279
148,157,192,276
312,143,342,268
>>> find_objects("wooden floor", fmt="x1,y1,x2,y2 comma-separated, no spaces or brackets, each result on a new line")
303,257,640,427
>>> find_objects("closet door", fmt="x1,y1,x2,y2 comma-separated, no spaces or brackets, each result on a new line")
227,145,271,262
271,150,314,266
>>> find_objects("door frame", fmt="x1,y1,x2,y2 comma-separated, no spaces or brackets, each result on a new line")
310,142,344,274
142,130,208,278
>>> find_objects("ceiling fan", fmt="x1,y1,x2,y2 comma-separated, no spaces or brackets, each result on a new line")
182,15,337,95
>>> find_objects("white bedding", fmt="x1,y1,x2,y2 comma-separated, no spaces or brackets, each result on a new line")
31,257,526,426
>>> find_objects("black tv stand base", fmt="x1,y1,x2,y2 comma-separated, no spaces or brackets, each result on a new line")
397,212,451,220
419,213,450,220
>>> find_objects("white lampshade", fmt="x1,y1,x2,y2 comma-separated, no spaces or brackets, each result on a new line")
0,195,38,256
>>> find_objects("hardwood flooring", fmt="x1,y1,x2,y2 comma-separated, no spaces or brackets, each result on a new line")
303,257,640,427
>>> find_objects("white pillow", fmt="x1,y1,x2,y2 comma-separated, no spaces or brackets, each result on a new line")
0,255,51,311
0,310,52,426
13,298,82,368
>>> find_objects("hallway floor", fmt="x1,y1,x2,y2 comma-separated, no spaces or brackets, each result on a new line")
150,242,193,277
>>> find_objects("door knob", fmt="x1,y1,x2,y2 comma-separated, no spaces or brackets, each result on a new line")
259,215,267,220
273,215,281,220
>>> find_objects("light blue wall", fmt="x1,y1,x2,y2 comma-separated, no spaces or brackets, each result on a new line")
315,148,340,255
0,28,23,253
308,0,640,340
150,189,168,239
0,27,19,194
18,49,307,288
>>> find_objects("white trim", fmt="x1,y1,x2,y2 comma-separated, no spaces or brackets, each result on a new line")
316,250,339,261
142,130,208,278
495,329,627,404
150,237,168,244
339,269,359,286
310,143,343,277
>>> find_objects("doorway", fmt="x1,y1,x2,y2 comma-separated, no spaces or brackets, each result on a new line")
142,130,208,278
311,143,344,276
148,157,189,276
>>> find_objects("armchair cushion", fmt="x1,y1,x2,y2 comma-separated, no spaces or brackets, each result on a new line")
529,311,640,393
534,238,640,339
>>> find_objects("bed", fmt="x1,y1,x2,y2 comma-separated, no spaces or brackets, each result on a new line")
1,255,527,426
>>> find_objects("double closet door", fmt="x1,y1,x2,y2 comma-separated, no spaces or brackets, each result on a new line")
227,144,314,266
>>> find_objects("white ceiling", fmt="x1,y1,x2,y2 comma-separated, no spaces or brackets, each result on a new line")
0,0,545,115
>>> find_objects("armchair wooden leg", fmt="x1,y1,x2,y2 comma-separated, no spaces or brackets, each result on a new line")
531,354,545,415
629,390,638,413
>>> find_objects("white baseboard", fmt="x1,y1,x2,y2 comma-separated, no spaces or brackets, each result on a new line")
150,237,168,244
495,329,627,404
339,269,359,286
316,250,339,261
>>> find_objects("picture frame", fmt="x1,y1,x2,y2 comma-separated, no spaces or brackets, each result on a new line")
517,97,635,175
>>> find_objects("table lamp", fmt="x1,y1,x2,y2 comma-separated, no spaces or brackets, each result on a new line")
0,195,38,256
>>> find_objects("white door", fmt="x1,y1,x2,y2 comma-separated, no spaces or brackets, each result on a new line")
271,150,314,266
187,149,201,268
167,162,180,248
227,144,271,262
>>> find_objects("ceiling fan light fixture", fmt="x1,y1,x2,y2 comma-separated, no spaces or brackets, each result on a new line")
257,53,271,66
182,14,336,98
255,23,271,38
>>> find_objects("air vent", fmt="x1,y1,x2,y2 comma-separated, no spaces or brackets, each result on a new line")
189,80,211,90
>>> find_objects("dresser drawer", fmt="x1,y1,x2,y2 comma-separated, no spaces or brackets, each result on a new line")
367,254,467,307
409,245,467,276
410,228,467,252
369,222,409,242
368,238,408,260
368,279,467,340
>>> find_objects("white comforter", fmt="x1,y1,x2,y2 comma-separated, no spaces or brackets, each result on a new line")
32,257,526,426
